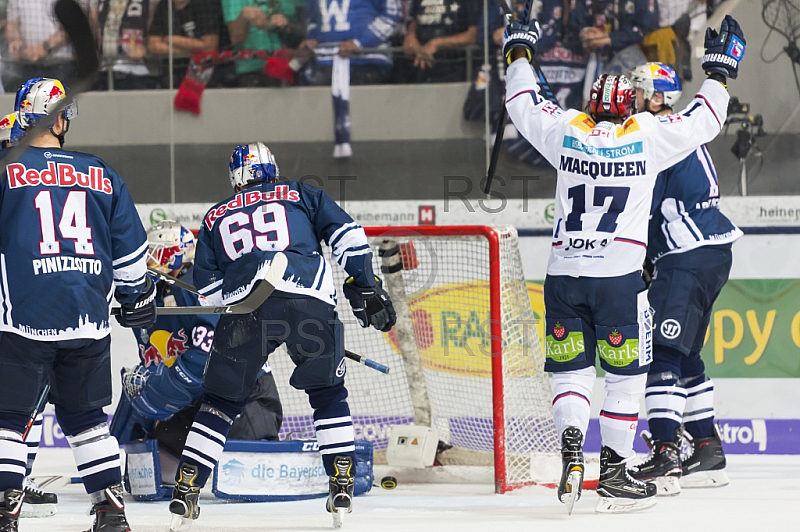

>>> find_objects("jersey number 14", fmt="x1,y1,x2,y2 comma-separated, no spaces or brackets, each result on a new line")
35,190,94,255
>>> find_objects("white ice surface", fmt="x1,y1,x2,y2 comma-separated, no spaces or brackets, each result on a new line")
28,449,799,531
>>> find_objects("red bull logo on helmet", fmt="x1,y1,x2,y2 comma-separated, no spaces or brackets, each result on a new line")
47,82,66,102
0,114,15,130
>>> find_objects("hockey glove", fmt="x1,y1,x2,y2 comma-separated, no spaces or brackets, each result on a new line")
502,19,541,65
702,14,745,80
343,276,396,332
115,276,157,328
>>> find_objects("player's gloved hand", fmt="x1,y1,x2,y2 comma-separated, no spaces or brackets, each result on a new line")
702,14,745,79
115,276,157,328
343,276,396,332
502,18,541,65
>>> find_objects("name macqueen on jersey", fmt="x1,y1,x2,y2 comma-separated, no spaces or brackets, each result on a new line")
504,59,730,277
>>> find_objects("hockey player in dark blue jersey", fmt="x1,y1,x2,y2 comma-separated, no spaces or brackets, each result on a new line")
111,220,283,457
167,142,396,531
0,78,157,531
629,63,740,495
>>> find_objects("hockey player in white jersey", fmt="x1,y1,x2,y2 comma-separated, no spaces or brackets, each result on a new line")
628,63,740,494
502,14,744,513
0,78,157,531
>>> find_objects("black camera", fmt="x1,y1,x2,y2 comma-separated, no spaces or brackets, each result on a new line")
728,97,749,115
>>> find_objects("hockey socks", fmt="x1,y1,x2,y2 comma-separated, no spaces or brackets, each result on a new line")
178,398,240,487
0,430,26,492
24,414,42,476
66,424,122,495
599,373,646,459
645,347,687,442
551,367,595,440
681,374,717,439
309,385,356,476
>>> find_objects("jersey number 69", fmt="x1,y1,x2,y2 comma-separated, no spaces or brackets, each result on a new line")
219,203,290,260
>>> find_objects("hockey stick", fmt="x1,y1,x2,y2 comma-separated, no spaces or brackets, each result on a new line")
146,265,390,373
484,0,558,194
22,382,51,441
3,0,99,165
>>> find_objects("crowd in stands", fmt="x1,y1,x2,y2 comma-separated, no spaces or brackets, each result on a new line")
0,0,709,102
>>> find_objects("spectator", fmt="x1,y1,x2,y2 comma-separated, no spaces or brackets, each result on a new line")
564,0,658,102
402,0,478,83
148,0,221,88
4,0,96,91
301,0,401,85
222,0,305,87
642,0,705,82
96,0,160,90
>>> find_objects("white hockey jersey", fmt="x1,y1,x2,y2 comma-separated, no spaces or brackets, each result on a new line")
505,59,729,277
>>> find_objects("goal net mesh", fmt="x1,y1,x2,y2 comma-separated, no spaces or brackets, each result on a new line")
268,225,559,491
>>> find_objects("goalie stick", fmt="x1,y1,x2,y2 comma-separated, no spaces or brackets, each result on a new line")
3,0,99,165
141,262,390,373
485,0,559,194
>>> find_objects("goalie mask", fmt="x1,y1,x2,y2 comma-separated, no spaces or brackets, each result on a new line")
589,75,636,122
630,63,683,112
229,142,279,190
146,220,196,274
14,77,78,145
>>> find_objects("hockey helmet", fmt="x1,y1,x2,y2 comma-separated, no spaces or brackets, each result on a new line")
229,142,279,189
589,75,636,122
0,113,24,148
146,220,196,274
629,63,683,110
14,77,78,131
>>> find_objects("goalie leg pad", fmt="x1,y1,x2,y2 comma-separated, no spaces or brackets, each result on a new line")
551,366,595,439
600,373,646,459
133,357,204,421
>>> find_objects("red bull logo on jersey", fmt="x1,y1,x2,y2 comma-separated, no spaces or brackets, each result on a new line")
7,162,112,194
204,185,300,229
141,328,190,366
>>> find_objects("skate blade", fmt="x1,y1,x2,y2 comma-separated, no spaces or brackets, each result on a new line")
169,513,194,532
680,469,729,489
653,476,682,497
20,503,57,518
332,507,346,529
595,495,657,514
560,469,584,515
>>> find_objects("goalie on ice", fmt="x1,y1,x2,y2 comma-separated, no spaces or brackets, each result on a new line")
501,12,745,514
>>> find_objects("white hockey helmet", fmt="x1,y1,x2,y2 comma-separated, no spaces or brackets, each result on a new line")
146,220,196,274
14,77,78,131
229,142,279,190
629,63,683,110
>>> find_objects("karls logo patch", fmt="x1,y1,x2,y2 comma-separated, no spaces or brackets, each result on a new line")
608,329,623,347
660,319,682,339
552,322,566,340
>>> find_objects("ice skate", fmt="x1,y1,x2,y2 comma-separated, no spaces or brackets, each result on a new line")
86,483,130,532
630,431,682,496
0,488,23,532
169,464,201,531
595,446,657,513
557,426,584,515
20,476,57,518
680,425,729,488
326,455,354,529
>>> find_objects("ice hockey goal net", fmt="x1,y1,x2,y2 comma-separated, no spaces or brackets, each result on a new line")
269,225,559,493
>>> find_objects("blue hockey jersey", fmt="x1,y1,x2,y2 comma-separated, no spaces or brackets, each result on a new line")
648,145,742,262
135,271,217,370
195,181,376,307
0,147,148,340
307,0,401,65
